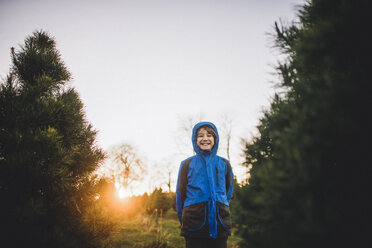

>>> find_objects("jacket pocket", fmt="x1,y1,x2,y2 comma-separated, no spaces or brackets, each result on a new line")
217,202,232,231
181,202,207,231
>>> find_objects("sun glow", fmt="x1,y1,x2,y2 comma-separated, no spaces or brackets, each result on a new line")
115,182,131,199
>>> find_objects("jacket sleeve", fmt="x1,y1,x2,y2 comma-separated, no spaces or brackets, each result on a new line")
225,160,234,203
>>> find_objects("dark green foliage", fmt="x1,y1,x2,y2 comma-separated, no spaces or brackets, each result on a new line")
229,177,243,228
235,1,371,247
0,31,113,247
145,188,172,216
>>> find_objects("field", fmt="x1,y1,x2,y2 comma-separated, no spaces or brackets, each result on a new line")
107,209,241,248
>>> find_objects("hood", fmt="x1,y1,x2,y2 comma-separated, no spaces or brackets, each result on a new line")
192,121,219,156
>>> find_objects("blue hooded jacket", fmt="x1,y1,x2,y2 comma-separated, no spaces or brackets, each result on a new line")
176,121,234,239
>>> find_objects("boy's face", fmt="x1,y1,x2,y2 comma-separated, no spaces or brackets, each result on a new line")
196,127,215,151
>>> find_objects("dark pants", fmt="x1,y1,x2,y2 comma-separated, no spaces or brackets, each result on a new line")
185,237,228,248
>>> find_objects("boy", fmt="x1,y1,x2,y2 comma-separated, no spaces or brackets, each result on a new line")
176,122,234,248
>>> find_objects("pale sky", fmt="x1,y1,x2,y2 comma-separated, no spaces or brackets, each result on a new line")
0,0,304,193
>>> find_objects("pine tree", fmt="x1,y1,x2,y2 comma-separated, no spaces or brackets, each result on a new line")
235,0,371,247
0,31,112,247
146,188,172,216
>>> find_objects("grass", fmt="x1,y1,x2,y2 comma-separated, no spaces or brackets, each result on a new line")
107,209,241,248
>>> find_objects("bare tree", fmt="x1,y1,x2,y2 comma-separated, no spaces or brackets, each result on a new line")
150,157,176,192
175,113,204,156
219,113,234,161
166,170,172,192
105,143,146,189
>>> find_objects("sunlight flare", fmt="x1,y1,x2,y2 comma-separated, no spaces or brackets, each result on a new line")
115,182,131,199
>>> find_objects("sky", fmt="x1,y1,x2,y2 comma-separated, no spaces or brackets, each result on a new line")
0,0,305,194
